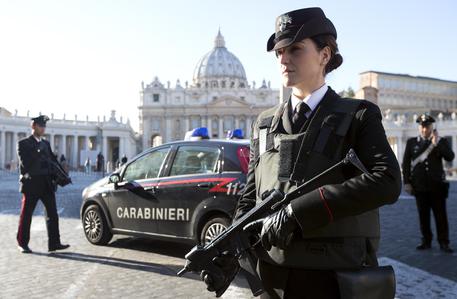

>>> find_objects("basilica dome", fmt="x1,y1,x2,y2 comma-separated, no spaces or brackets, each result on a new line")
193,30,248,88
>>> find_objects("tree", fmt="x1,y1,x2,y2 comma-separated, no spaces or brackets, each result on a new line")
338,86,355,98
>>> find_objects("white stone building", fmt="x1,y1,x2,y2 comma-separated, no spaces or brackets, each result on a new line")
356,71,457,169
139,31,279,149
0,109,137,170
356,71,457,114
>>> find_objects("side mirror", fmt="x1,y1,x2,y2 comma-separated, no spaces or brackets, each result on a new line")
109,173,121,189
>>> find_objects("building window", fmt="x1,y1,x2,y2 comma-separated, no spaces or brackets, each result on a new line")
153,94,160,102
212,117,219,137
151,119,160,131
191,116,201,129
223,116,234,132
239,118,246,131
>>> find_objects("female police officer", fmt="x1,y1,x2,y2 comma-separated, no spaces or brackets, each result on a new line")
202,7,401,298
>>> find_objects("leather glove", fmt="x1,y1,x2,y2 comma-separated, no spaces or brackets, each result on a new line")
200,251,240,297
244,204,297,251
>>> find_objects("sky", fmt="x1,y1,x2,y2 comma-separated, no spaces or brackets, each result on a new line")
1,0,456,131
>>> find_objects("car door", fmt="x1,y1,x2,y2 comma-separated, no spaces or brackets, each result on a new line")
106,146,171,234
155,144,222,237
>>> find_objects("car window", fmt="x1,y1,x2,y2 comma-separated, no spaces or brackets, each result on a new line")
123,147,169,181
170,146,220,176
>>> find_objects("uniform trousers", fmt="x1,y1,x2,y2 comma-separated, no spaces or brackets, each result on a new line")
17,192,61,248
415,191,449,245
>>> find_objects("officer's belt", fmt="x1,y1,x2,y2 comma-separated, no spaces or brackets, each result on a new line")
411,142,435,170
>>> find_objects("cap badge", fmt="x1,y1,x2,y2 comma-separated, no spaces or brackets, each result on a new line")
278,15,292,32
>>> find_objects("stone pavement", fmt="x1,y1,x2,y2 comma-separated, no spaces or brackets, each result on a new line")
0,170,456,298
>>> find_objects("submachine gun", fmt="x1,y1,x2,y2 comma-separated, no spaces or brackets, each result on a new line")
50,160,72,187
177,149,369,297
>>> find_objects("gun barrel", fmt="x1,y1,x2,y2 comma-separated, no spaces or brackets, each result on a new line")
177,267,188,276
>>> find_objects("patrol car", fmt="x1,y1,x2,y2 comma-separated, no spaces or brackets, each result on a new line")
80,128,249,246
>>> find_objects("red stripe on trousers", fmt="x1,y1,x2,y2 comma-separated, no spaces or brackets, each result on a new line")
17,195,27,246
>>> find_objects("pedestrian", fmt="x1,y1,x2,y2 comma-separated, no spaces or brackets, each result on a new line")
402,114,454,253
120,154,128,166
16,115,70,253
96,152,104,172
84,157,91,174
201,7,401,298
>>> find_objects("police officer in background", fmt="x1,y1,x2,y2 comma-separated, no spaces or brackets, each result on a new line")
16,115,70,253
402,114,454,253
201,7,401,298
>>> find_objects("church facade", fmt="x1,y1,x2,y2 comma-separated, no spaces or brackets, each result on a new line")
138,31,279,149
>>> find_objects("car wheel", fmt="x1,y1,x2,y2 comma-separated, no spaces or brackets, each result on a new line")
200,216,230,245
83,204,112,245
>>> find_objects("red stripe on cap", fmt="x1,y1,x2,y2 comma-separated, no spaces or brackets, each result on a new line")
318,187,333,222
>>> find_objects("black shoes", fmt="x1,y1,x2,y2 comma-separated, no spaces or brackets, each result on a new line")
48,243,70,252
416,242,431,250
440,244,454,253
416,242,454,253
18,245,33,254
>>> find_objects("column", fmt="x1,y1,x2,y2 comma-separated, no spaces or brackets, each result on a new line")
218,117,223,138
201,115,207,128
165,118,172,143
185,116,190,132
12,131,18,166
0,130,5,169
142,128,149,151
62,135,67,160
50,134,55,153
72,135,78,168
119,137,125,157
235,117,240,129
207,116,212,137
396,134,404,164
246,116,252,138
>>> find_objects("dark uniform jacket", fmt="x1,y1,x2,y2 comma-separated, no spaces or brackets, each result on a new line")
236,87,402,268
402,136,454,192
17,135,58,195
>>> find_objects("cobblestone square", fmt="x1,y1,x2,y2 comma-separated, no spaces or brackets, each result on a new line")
1,171,456,298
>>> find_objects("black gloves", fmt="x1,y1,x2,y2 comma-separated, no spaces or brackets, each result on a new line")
244,204,297,250
200,251,240,297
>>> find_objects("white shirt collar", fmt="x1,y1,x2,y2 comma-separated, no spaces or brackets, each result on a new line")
291,84,328,116
33,135,42,142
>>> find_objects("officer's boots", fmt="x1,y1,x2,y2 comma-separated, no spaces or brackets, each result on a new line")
440,244,454,253
416,241,431,250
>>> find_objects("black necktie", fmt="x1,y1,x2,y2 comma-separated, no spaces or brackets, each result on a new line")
291,101,311,133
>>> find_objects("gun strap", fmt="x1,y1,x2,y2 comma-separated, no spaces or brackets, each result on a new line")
411,142,435,170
